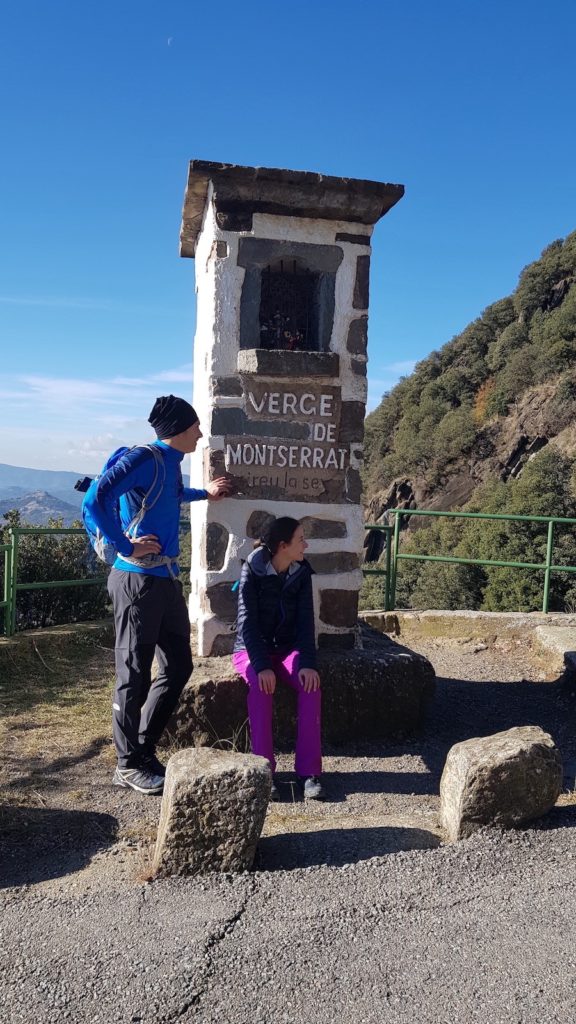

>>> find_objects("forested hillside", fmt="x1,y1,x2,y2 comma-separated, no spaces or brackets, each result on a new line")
362,231,576,612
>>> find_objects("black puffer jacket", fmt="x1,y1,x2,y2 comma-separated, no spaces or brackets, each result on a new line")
233,546,316,673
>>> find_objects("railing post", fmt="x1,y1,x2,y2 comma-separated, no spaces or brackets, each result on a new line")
389,512,402,611
8,529,19,637
2,545,11,638
542,520,555,613
384,526,392,611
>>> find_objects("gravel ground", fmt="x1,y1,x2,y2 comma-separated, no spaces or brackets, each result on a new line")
2,634,576,1023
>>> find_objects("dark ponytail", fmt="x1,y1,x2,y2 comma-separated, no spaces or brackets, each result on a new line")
260,516,301,556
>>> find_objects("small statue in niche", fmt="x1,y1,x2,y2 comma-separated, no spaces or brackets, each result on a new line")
259,310,308,350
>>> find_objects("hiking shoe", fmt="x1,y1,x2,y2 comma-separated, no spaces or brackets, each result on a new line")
297,775,324,800
140,751,166,777
112,767,164,795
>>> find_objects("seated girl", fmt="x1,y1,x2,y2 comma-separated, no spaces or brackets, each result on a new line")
232,516,323,800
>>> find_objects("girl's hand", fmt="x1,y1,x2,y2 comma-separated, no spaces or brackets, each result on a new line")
258,670,276,694
298,668,321,693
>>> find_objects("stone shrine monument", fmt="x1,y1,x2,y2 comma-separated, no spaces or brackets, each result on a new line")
180,160,404,657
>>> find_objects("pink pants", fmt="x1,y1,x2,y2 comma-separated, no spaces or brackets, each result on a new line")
232,649,322,777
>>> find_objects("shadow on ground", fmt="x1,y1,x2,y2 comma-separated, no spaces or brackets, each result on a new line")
3,735,111,797
272,769,436,802
256,824,440,871
420,674,576,778
0,806,117,887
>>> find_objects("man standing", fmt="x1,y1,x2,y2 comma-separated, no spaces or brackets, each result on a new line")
85,395,232,794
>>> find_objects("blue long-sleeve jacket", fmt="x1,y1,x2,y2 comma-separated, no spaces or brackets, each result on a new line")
84,441,207,577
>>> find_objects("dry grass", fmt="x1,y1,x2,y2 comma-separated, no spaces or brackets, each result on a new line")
0,626,115,809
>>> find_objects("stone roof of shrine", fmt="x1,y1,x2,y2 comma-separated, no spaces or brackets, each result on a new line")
180,160,405,257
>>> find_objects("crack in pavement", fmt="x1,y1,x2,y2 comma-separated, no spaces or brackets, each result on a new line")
161,876,258,1023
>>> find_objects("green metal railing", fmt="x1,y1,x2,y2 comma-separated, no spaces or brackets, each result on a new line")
3,511,576,636
1,527,107,637
363,509,576,614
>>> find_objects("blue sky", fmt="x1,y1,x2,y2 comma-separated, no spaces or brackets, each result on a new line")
1,0,575,472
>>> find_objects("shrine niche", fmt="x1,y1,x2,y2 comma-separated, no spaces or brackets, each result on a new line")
180,160,404,656
238,237,342,353
259,259,315,351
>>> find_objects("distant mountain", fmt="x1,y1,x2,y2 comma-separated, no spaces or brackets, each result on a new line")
0,460,192,522
0,463,85,509
0,490,81,526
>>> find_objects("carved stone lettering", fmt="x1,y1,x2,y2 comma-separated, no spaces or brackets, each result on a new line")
224,436,349,503
242,380,342,428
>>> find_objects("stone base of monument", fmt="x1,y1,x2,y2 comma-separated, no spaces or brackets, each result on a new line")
152,748,271,877
440,726,562,842
167,626,435,751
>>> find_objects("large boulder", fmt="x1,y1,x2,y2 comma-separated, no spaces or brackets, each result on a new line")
152,747,271,877
168,628,435,750
440,726,562,841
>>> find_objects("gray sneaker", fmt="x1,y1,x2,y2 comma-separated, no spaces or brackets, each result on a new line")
140,751,166,777
112,767,164,795
298,775,325,800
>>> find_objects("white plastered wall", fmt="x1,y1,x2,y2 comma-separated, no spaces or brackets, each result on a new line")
188,196,372,654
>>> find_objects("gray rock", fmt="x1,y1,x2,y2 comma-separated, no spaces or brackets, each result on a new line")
206,523,229,571
440,726,562,841
299,516,347,539
346,315,368,355
319,589,359,627
305,551,359,573
353,254,370,309
168,630,435,749
153,747,271,877
236,349,340,379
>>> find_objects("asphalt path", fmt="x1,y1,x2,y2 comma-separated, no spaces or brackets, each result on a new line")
2,816,576,1024
3,635,576,1023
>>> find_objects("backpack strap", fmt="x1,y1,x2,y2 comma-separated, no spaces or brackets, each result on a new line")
121,445,180,580
124,445,166,540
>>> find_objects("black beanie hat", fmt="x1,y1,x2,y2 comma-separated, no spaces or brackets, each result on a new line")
148,395,199,439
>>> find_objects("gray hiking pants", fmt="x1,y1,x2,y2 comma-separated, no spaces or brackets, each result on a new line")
107,569,193,768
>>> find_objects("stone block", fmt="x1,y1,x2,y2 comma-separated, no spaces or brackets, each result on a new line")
299,516,347,539
306,551,359,573
153,748,271,877
320,589,359,627
205,583,238,623
211,633,236,656
317,632,355,650
335,232,371,246
211,405,309,439
168,630,435,749
340,402,365,443
213,376,243,397
345,468,363,504
440,726,562,841
346,317,368,356
238,236,343,273
206,523,229,571
353,255,370,309
246,510,275,540
237,349,340,379
351,358,367,376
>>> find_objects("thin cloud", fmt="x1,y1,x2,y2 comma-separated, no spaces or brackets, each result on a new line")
1,367,195,440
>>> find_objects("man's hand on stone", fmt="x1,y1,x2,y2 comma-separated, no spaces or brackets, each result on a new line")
299,668,321,693
206,476,235,501
130,534,161,557
258,670,277,694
